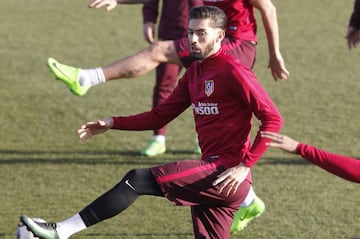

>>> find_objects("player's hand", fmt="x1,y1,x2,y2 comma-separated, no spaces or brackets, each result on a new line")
89,0,118,12
268,53,289,81
260,131,299,154
346,26,360,50
143,22,156,44
212,163,250,196
77,118,114,141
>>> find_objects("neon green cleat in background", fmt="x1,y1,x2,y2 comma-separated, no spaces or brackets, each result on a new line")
193,138,201,154
231,196,265,234
140,139,166,157
47,58,89,96
193,144,201,154
20,215,59,239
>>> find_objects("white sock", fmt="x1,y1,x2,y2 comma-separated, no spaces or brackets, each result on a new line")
240,186,256,207
78,68,105,87
56,213,87,239
152,135,165,143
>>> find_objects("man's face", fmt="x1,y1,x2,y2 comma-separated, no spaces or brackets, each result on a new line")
188,18,221,60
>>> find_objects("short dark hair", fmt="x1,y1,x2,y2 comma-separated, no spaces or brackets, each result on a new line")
189,5,227,30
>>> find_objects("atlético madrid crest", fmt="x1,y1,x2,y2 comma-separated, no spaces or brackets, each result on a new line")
205,80,214,97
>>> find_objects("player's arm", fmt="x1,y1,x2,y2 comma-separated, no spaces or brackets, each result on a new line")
78,75,190,141
249,0,289,81
78,106,187,141
346,0,360,49
260,131,299,153
238,68,284,167
349,0,360,30
298,143,360,183
261,131,360,183
142,0,159,43
89,0,156,12
78,118,114,141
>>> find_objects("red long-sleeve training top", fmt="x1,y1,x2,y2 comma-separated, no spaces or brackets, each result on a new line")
112,49,283,168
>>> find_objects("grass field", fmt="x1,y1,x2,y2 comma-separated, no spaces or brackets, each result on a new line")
1,0,360,238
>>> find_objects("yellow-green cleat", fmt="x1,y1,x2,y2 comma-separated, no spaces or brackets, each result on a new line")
193,139,201,154
47,57,89,96
20,215,59,239
140,139,166,157
231,196,265,234
193,144,201,154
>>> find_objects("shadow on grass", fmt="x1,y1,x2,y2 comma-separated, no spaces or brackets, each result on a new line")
257,156,311,166
0,149,199,165
2,149,346,167
82,232,193,238
0,232,193,238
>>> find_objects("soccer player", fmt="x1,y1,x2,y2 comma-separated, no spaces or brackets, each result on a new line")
346,0,360,49
261,131,360,183
48,0,288,233
21,6,283,239
140,0,203,157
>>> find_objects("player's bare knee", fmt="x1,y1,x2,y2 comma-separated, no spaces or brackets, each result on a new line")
147,41,179,64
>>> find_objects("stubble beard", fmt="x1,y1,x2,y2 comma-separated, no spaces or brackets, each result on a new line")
190,42,215,60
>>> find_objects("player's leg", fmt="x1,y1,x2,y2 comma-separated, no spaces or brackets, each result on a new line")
190,182,251,238
141,63,181,156
20,168,163,239
103,41,182,80
152,156,251,238
47,40,182,96
191,206,237,239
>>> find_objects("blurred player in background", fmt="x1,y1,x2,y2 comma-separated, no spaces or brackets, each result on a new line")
21,6,283,238
261,131,360,183
47,0,289,97
346,0,360,49
140,0,203,157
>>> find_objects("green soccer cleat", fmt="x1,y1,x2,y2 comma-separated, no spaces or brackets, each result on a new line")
193,138,201,155
140,139,166,157
47,57,89,96
231,196,265,234
20,215,59,239
193,144,202,155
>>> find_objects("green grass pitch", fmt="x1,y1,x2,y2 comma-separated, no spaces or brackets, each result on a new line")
1,0,360,238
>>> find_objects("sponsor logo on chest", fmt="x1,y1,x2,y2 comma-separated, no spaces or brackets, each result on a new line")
192,102,219,115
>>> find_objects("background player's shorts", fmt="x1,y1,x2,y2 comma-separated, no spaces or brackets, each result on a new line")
175,36,257,69
151,156,251,239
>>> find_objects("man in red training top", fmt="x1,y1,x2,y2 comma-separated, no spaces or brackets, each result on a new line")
21,6,283,239
48,0,288,233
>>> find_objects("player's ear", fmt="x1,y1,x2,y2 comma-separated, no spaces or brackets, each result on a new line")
216,30,225,43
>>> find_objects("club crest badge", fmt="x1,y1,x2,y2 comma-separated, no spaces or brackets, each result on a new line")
205,80,214,97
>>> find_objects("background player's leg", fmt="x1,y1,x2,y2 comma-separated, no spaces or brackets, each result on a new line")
141,63,181,156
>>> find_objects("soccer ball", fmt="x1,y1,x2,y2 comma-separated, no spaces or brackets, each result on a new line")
16,218,45,239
